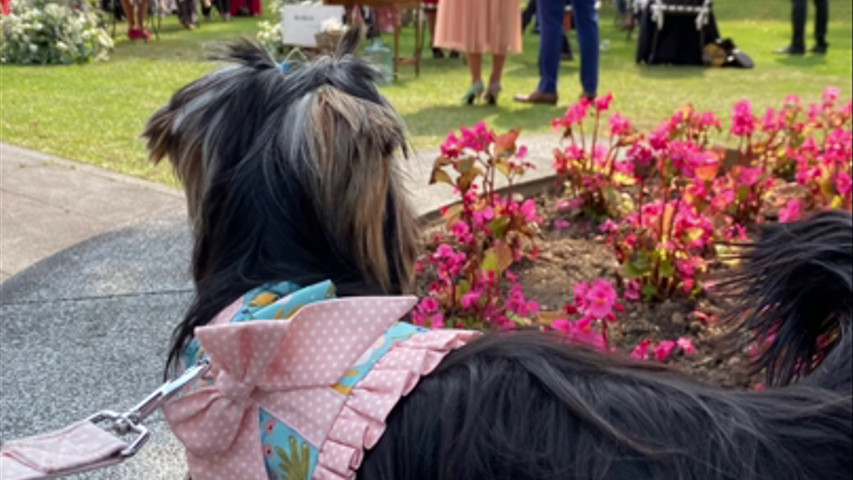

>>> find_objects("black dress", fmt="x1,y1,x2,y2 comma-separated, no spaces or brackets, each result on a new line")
635,6,720,65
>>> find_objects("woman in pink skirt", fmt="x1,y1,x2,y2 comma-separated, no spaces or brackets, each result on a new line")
434,0,522,105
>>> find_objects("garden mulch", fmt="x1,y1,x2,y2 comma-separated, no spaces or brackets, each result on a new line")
420,188,764,390
522,193,760,389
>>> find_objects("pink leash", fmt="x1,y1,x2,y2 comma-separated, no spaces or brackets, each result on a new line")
0,362,210,480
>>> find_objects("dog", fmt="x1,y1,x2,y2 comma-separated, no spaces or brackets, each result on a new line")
143,31,852,480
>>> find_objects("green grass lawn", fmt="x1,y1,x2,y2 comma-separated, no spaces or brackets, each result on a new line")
1,0,851,185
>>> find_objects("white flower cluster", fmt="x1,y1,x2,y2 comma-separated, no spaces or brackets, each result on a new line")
256,0,305,61
1,0,114,64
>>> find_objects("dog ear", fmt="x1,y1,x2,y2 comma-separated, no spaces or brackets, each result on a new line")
142,105,176,165
141,93,205,223
336,25,363,58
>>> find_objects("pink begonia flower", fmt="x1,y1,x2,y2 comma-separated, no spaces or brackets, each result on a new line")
631,339,652,360
573,281,590,310
800,136,819,155
624,280,641,301
460,290,481,309
699,112,721,129
553,219,571,230
739,167,763,186
730,99,756,137
520,199,542,223
451,220,470,238
784,94,802,109
823,87,841,104
609,113,632,136
649,127,670,151
599,219,619,233
594,92,614,112
559,103,589,128
762,107,782,132
836,171,852,197
515,145,529,159
441,132,461,158
676,337,697,355
807,103,822,122
526,299,541,317
676,259,696,277
556,200,573,211
551,318,574,336
654,340,677,362
584,279,617,319
779,199,802,223
417,297,440,315
573,317,605,350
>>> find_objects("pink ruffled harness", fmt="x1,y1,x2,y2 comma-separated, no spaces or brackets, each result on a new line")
163,282,480,480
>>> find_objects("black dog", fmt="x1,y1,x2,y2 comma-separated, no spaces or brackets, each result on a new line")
144,31,852,480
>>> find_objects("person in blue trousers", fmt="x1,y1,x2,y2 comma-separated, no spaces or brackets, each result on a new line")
515,0,599,105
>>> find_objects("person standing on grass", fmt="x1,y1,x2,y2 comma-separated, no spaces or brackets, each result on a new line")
515,0,599,105
121,0,151,40
176,0,198,29
775,0,829,55
434,0,522,106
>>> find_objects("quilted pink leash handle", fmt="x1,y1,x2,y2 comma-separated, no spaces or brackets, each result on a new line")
0,362,209,480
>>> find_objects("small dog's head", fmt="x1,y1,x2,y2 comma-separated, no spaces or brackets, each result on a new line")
144,32,418,367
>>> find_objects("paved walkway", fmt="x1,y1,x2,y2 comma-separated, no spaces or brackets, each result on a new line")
0,134,561,478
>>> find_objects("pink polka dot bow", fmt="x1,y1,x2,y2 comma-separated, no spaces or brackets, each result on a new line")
163,296,419,480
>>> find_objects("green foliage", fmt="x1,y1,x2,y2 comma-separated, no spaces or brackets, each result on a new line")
0,0,113,64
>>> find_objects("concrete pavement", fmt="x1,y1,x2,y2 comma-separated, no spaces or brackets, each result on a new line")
0,133,561,478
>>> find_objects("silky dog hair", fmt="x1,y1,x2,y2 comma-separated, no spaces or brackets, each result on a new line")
146,35,851,480
143,32,418,370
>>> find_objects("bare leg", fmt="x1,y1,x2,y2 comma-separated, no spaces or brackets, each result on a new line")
468,52,482,85
489,54,506,86
462,52,484,104
485,54,505,104
120,0,137,30
137,0,149,29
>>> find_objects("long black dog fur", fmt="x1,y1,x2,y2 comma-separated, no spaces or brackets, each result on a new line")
362,210,852,480
145,32,852,480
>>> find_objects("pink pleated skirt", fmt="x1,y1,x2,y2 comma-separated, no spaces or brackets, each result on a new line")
434,0,523,55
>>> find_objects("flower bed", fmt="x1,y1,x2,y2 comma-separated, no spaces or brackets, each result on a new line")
415,88,852,389
0,0,113,64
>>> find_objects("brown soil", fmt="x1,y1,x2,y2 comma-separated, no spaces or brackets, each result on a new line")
420,192,763,390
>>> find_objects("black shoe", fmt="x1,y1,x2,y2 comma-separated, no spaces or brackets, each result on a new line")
432,47,445,59
811,43,829,54
774,45,805,55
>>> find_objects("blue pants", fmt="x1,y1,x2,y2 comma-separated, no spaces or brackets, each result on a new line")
536,0,599,96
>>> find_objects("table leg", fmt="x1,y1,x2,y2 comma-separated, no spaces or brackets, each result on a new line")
414,7,421,77
393,7,401,81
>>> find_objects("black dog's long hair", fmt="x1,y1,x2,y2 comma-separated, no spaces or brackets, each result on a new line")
362,211,853,480
143,32,418,371
146,37,851,480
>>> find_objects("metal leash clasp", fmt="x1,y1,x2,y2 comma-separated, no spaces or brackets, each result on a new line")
87,360,211,459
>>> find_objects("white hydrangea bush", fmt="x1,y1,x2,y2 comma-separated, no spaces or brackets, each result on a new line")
1,0,114,64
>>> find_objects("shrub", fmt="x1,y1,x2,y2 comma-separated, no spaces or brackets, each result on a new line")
418,122,541,330
0,0,113,64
